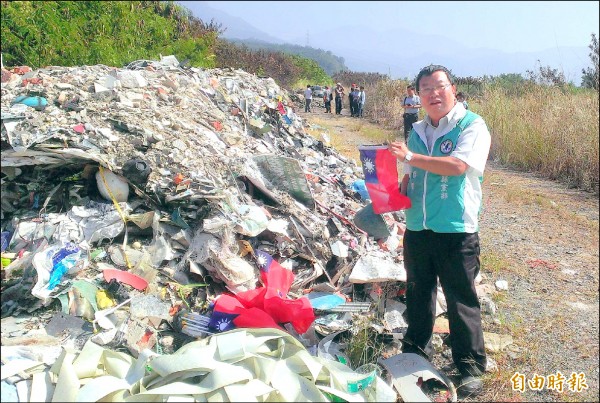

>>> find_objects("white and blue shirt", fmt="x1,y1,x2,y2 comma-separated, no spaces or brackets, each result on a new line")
404,102,491,233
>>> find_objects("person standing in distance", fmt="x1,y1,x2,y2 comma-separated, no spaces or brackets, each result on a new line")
323,85,332,113
402,85,421,141
334,83,345,115
358,86,366,118
304,85,312,113
388,64,491,398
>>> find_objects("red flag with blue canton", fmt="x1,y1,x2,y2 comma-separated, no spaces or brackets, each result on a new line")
359,145,411,214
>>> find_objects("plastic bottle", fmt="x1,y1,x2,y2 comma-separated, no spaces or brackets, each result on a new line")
47,250,82,290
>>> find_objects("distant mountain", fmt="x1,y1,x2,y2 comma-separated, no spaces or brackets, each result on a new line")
183,1,347,75
183,1,284,44
303,26,588,84
182,2,589,85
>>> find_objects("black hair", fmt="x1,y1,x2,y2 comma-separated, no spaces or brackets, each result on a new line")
457,91,466,99
415,64,455,92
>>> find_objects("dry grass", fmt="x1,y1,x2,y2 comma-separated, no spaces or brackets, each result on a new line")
482,354,528,402
304,116,396,163
474,85,599,194
345,314,388,369
481,250,511,276
363,79,411,130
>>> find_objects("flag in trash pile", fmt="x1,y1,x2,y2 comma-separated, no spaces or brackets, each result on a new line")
359,145,411,214
277,101,286,115
210,250,315,334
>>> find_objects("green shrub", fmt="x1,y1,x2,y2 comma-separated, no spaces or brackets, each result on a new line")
1,1,220,69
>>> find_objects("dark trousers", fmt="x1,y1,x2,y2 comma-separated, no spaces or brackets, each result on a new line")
403,113,419,141
335,97,342,114
402,229,487,376
351,100,359,117
305,99,312,113
325,100,331,113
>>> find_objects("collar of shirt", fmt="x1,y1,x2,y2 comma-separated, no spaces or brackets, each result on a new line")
414,102,467,151
419,101,466,132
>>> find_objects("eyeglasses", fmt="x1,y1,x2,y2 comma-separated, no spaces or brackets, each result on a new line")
418,83,452,95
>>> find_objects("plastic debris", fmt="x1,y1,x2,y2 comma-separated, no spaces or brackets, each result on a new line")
0,59,506,402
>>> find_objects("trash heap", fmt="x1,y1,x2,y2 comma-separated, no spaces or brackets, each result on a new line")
0,57,482,402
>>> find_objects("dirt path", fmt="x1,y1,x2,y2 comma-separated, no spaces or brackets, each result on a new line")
297,106,600,402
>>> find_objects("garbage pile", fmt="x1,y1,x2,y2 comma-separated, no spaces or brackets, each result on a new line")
0,57,481,402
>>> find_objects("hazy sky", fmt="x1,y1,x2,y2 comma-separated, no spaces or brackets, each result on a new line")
202,1,599,53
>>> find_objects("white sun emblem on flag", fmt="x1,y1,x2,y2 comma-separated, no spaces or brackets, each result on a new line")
217,318,231,331
363,158,375,174
256,253,268,269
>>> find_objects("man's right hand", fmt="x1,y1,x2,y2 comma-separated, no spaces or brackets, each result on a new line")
388,141,409,161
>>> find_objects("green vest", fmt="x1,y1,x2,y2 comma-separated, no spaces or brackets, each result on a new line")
406,111,482,233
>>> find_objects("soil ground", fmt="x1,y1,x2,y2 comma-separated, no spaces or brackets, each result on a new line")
297,104,600,402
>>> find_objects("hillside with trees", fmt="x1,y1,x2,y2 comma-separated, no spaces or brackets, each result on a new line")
228,39,348,76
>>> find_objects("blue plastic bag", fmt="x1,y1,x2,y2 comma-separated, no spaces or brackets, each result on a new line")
12,95,48,111
350,179,371,201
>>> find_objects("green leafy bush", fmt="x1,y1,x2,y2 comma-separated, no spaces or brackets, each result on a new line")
1,1,220,68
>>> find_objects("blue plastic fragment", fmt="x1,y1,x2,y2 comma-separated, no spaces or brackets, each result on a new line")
12,95,48,110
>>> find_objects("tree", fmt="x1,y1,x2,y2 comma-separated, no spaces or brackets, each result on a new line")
526,60,567,88
581,33,599,90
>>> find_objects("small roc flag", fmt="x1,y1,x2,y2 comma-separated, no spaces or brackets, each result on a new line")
358,145,411,214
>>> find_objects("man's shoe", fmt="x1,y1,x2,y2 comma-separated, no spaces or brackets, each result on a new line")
457,375,483,397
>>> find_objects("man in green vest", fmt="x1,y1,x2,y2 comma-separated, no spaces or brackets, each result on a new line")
388,64,491,398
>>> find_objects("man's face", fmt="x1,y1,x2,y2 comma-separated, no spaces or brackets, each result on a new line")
418,71,456,122
407,88,415,96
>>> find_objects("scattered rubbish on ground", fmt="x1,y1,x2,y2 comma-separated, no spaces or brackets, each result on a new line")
495,279,508,291
483,332,514,353
379,353,457,402
1,57,504,402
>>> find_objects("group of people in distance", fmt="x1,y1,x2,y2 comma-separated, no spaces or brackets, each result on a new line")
304,81,468,127
304,82,366,117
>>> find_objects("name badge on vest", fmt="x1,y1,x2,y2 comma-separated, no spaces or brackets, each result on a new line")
440,139,454,154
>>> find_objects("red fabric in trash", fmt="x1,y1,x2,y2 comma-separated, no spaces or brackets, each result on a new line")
254,250,315,333
235,287,267,309
277,101,286,115
211,294,280,329
233,307,280,329
213,251,315,334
